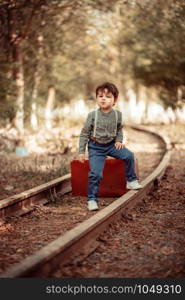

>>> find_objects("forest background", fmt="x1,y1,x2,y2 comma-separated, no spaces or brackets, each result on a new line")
0,0,185,197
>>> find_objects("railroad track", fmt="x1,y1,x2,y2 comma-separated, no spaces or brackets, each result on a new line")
0,126,171,278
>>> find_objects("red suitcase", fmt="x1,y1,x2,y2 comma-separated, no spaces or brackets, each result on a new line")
71,158,128,197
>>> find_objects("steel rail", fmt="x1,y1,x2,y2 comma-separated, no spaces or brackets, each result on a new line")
0,174,71,220
0,127,172,278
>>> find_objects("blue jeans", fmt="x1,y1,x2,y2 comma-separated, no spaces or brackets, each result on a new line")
87,140,137,202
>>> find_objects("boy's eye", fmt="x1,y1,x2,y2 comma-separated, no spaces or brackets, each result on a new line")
98,95,111,97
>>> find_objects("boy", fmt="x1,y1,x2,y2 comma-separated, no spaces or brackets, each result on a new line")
78,82,142,211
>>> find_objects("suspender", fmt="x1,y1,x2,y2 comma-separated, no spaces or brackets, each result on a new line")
93,109,98,138
115,110,118,133
93,109,118,138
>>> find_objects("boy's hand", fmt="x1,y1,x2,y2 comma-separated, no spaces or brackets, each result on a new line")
78,153,85,163
115,142,125,150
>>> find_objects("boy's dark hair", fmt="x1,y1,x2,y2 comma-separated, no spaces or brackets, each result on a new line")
95,82,119,101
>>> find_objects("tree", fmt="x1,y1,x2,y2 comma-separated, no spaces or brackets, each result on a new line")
117,0,185,108
0,0,88,131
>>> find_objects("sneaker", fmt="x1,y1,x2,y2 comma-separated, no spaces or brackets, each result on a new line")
88,200,98,211
126,180,142,190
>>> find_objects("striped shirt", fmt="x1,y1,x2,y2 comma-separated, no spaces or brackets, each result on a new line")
79,108,123,153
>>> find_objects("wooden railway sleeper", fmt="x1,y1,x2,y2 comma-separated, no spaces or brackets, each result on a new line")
48,187,60,202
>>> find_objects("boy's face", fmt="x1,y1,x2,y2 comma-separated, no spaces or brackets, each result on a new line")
96,88,116,111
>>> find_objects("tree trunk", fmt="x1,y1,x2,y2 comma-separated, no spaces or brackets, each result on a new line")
45,85,55,130
13,44,24,134
8,7,25,134
30,35,44,130
30,67,40,130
